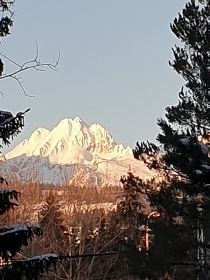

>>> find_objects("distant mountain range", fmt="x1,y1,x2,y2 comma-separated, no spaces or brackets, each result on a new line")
0,117,154,186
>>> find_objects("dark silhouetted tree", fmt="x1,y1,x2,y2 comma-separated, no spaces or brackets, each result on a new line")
133,0,210,279
0,1,62,279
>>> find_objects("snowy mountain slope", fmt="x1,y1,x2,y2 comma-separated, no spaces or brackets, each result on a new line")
2,117,154,185
6,127,50,159
0,154,104,185
6,117,132,164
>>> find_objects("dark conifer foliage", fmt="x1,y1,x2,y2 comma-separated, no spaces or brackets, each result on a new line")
0,254,58,280
134,0,210,185
118,172,197,279
0,188,19,214
0,109,30,147
0,1,13,37
39,192,69,255
0,111,59,279
0,1,64,279
119,171,150,217
133,0,210,279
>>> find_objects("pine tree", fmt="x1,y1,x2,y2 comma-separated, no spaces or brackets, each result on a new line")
0,1,63,279
0,111,60,279
39,192,69,256
133,0,210,279
113,172,153,279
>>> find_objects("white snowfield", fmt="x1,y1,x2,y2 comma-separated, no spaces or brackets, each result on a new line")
2,117,154,186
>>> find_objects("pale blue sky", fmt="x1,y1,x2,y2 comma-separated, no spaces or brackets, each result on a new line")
1,0,187,153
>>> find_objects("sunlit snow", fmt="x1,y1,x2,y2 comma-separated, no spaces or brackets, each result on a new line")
2,117,154,185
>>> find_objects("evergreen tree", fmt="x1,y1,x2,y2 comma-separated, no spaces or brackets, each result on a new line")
24,192,71,280
118,172,189,279
0,112,60,280
133,0,210,279
39,192,69,256
0,1,64,279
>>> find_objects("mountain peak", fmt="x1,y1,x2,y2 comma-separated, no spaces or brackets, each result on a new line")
55,117,89,133
89,123,116,153
6,126,50,159
73,116,82,123
2,117,154,185
6,117,130,164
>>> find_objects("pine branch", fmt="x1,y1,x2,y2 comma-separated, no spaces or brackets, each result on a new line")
0,224,42,260
0,108,29,147
0,189,20,214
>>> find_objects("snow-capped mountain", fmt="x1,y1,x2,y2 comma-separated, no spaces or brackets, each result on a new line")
1,117,154,185
6,117,131,164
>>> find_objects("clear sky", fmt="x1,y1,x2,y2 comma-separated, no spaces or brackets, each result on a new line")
1,0,187,153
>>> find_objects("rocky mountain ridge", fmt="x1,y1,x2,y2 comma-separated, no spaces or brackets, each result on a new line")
1,117,153,185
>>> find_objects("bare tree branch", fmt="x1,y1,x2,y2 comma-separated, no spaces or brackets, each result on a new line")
0,43,60,96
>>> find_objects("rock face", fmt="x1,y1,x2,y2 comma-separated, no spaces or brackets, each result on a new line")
2,117,153,185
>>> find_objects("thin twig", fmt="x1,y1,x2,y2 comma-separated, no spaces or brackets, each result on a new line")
0,45,60,96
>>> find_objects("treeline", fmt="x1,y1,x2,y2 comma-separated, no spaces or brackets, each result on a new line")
3,180,123,204
0,174,197,280
0,176,157,279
